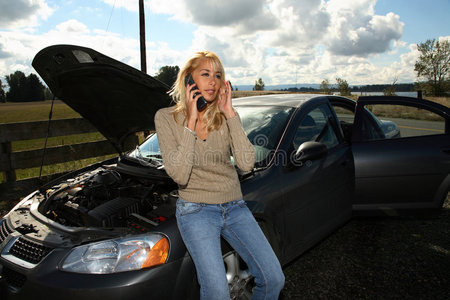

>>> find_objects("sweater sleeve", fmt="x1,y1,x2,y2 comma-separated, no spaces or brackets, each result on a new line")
154,109,196,186
226,113,256,172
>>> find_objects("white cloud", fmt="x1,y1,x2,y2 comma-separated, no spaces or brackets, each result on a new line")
169,0,407,85
0,20,139,79
265,0,330,48
324,0,404,56
438,36,450,43
0,0,437,87
102,0,189,22
0,17,189,82
184,0,279,33
102,0,139,12
55,19,90,34
0,0,53,29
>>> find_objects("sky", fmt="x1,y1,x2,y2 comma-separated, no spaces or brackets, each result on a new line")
0,0,449,88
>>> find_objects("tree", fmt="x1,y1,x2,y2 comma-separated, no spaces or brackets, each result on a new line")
336,77,351,96
6,71,27,101
414,38,450,96
0,78,6,103
154,65,179,88
44,87,53,100
26,73,45,101
253,78,265,91
383,77,398,96
5,71,46,102
320,79,331,94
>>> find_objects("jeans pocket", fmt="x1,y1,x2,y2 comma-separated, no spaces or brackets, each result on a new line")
176,199,203,216
236,199,247,208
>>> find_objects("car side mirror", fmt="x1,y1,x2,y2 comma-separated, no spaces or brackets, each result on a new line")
292,141,328,166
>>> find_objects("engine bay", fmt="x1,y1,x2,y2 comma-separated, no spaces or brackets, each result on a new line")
38,166,178,232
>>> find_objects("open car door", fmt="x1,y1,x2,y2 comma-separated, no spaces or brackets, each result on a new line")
351,96,450,216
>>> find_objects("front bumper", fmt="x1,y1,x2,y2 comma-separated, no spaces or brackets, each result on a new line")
0,250,197,300
0,216,197,300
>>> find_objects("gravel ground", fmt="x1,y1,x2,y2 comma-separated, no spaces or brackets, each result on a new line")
1,196,449,299
281,196,450,299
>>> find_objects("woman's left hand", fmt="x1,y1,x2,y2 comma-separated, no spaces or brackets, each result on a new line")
218,80,236,119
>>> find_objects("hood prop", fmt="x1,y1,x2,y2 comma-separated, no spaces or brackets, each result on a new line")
39,96,56,181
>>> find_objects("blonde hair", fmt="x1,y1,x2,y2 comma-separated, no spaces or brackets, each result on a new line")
170,51,225,132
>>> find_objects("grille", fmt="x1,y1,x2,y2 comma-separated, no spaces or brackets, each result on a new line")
2,266,27,289
0,220,14,243
9,237,53,264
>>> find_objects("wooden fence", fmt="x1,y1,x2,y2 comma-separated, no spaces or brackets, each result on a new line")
0,118,137,202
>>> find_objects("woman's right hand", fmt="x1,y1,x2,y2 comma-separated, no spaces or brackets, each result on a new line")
185,83,199,130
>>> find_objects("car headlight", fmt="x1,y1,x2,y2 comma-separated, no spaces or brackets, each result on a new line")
60,234,169,274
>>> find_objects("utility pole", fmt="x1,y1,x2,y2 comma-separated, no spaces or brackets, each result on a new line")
139,0,147,73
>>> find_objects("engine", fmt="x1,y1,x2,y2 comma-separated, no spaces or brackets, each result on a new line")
40,167,177,230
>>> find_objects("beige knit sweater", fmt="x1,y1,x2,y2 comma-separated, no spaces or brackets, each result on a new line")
154,106,256,204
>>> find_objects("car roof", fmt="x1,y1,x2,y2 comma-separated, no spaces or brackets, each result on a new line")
233,93,326,108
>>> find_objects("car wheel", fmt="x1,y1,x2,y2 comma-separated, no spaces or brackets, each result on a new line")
223,249,254,300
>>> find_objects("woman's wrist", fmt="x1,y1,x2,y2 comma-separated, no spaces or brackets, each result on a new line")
186,118,196,130
184,126,197,139
224,110,236,119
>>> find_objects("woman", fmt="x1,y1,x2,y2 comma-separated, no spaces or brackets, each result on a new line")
154,51,284,299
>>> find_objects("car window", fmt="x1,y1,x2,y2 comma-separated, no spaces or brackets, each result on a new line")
331,104,354,142
236,106,293,165
361,104,446,141
293,104,339,150
333,105,355,123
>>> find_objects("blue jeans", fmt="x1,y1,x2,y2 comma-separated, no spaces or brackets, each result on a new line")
176,198,285,300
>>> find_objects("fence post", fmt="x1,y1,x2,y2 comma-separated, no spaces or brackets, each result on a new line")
1,141,16,182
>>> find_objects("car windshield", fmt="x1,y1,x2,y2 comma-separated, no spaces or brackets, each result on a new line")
128,133,162,166
237,105,293,165
128,105,293,168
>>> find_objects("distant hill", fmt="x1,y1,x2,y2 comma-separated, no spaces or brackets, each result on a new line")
235,84,321,91
234,83,415,92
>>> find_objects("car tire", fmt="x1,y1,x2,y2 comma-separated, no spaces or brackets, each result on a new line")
185,240,254,300
188,220,281,300
221,220,281,300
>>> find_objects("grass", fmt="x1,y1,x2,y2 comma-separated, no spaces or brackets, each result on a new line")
364,95,449,121
426,96,450,107
232,90,293,98
0,133,108,183
14,154,117,179
0,100,80,123
366,104,445,121
0,100,108,183
12,132,106,151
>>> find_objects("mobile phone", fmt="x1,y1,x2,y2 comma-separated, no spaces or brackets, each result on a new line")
185,74,207,111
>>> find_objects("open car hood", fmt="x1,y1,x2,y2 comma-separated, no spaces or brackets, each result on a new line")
32,44,172,153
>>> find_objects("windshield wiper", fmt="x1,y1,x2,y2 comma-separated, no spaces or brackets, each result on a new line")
135,145,144,158
146,154,162,159
133,146,164,168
